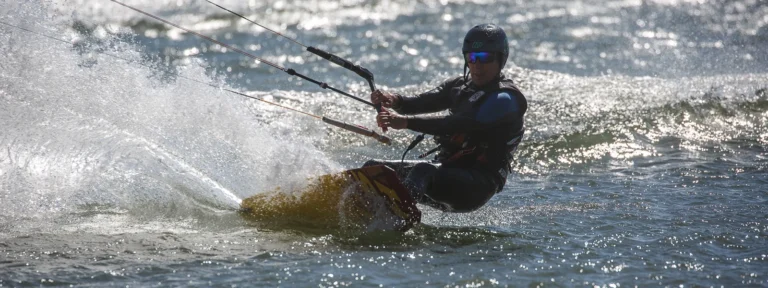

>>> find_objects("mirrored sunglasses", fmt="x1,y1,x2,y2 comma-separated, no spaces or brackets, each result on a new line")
465,52,497,64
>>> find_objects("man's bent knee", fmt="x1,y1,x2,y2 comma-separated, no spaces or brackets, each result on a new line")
424,168,497,213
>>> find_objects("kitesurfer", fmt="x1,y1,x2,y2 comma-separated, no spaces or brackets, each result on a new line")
364,24,527,213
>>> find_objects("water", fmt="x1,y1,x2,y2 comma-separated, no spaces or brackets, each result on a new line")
1,0,767,286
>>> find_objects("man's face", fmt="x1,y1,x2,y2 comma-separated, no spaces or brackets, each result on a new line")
465,52,500,86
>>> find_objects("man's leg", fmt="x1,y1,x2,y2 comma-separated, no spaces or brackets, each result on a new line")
420,167,498,213
401,162,438,201
362,160,498,212
362,159,425,183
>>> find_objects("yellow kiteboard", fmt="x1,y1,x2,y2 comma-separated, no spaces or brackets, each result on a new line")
240,165,421,232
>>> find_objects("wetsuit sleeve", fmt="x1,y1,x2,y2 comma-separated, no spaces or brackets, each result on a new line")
406,92,520,135
394,79,456,115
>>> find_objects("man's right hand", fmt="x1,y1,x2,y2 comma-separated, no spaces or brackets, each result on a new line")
371,90,400,108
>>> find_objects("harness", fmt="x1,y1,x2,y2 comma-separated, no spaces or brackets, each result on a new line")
419,79,526,187
398,75,527,191
430,128,525,167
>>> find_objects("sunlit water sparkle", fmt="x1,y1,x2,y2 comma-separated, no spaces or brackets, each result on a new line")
1,0,767,286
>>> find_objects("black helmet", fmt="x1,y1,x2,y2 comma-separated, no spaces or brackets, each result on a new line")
462,24,510,70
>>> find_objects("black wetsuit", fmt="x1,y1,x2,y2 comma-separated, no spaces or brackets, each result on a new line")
364,74,527,212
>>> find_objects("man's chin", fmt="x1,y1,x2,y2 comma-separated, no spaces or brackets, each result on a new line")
471,76,490,86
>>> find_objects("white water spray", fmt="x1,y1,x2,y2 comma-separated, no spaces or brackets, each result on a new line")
0,1,340,229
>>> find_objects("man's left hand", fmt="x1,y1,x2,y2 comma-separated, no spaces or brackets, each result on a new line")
377,108,408,130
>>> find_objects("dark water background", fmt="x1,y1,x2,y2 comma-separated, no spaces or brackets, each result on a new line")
1,0,767,286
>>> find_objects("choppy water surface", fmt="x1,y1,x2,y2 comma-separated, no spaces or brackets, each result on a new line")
1,0,767,286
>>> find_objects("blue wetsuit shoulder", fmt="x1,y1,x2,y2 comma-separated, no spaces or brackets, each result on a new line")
476,92,518,124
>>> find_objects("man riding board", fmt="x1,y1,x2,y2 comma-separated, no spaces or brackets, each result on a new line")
364,24,528,213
